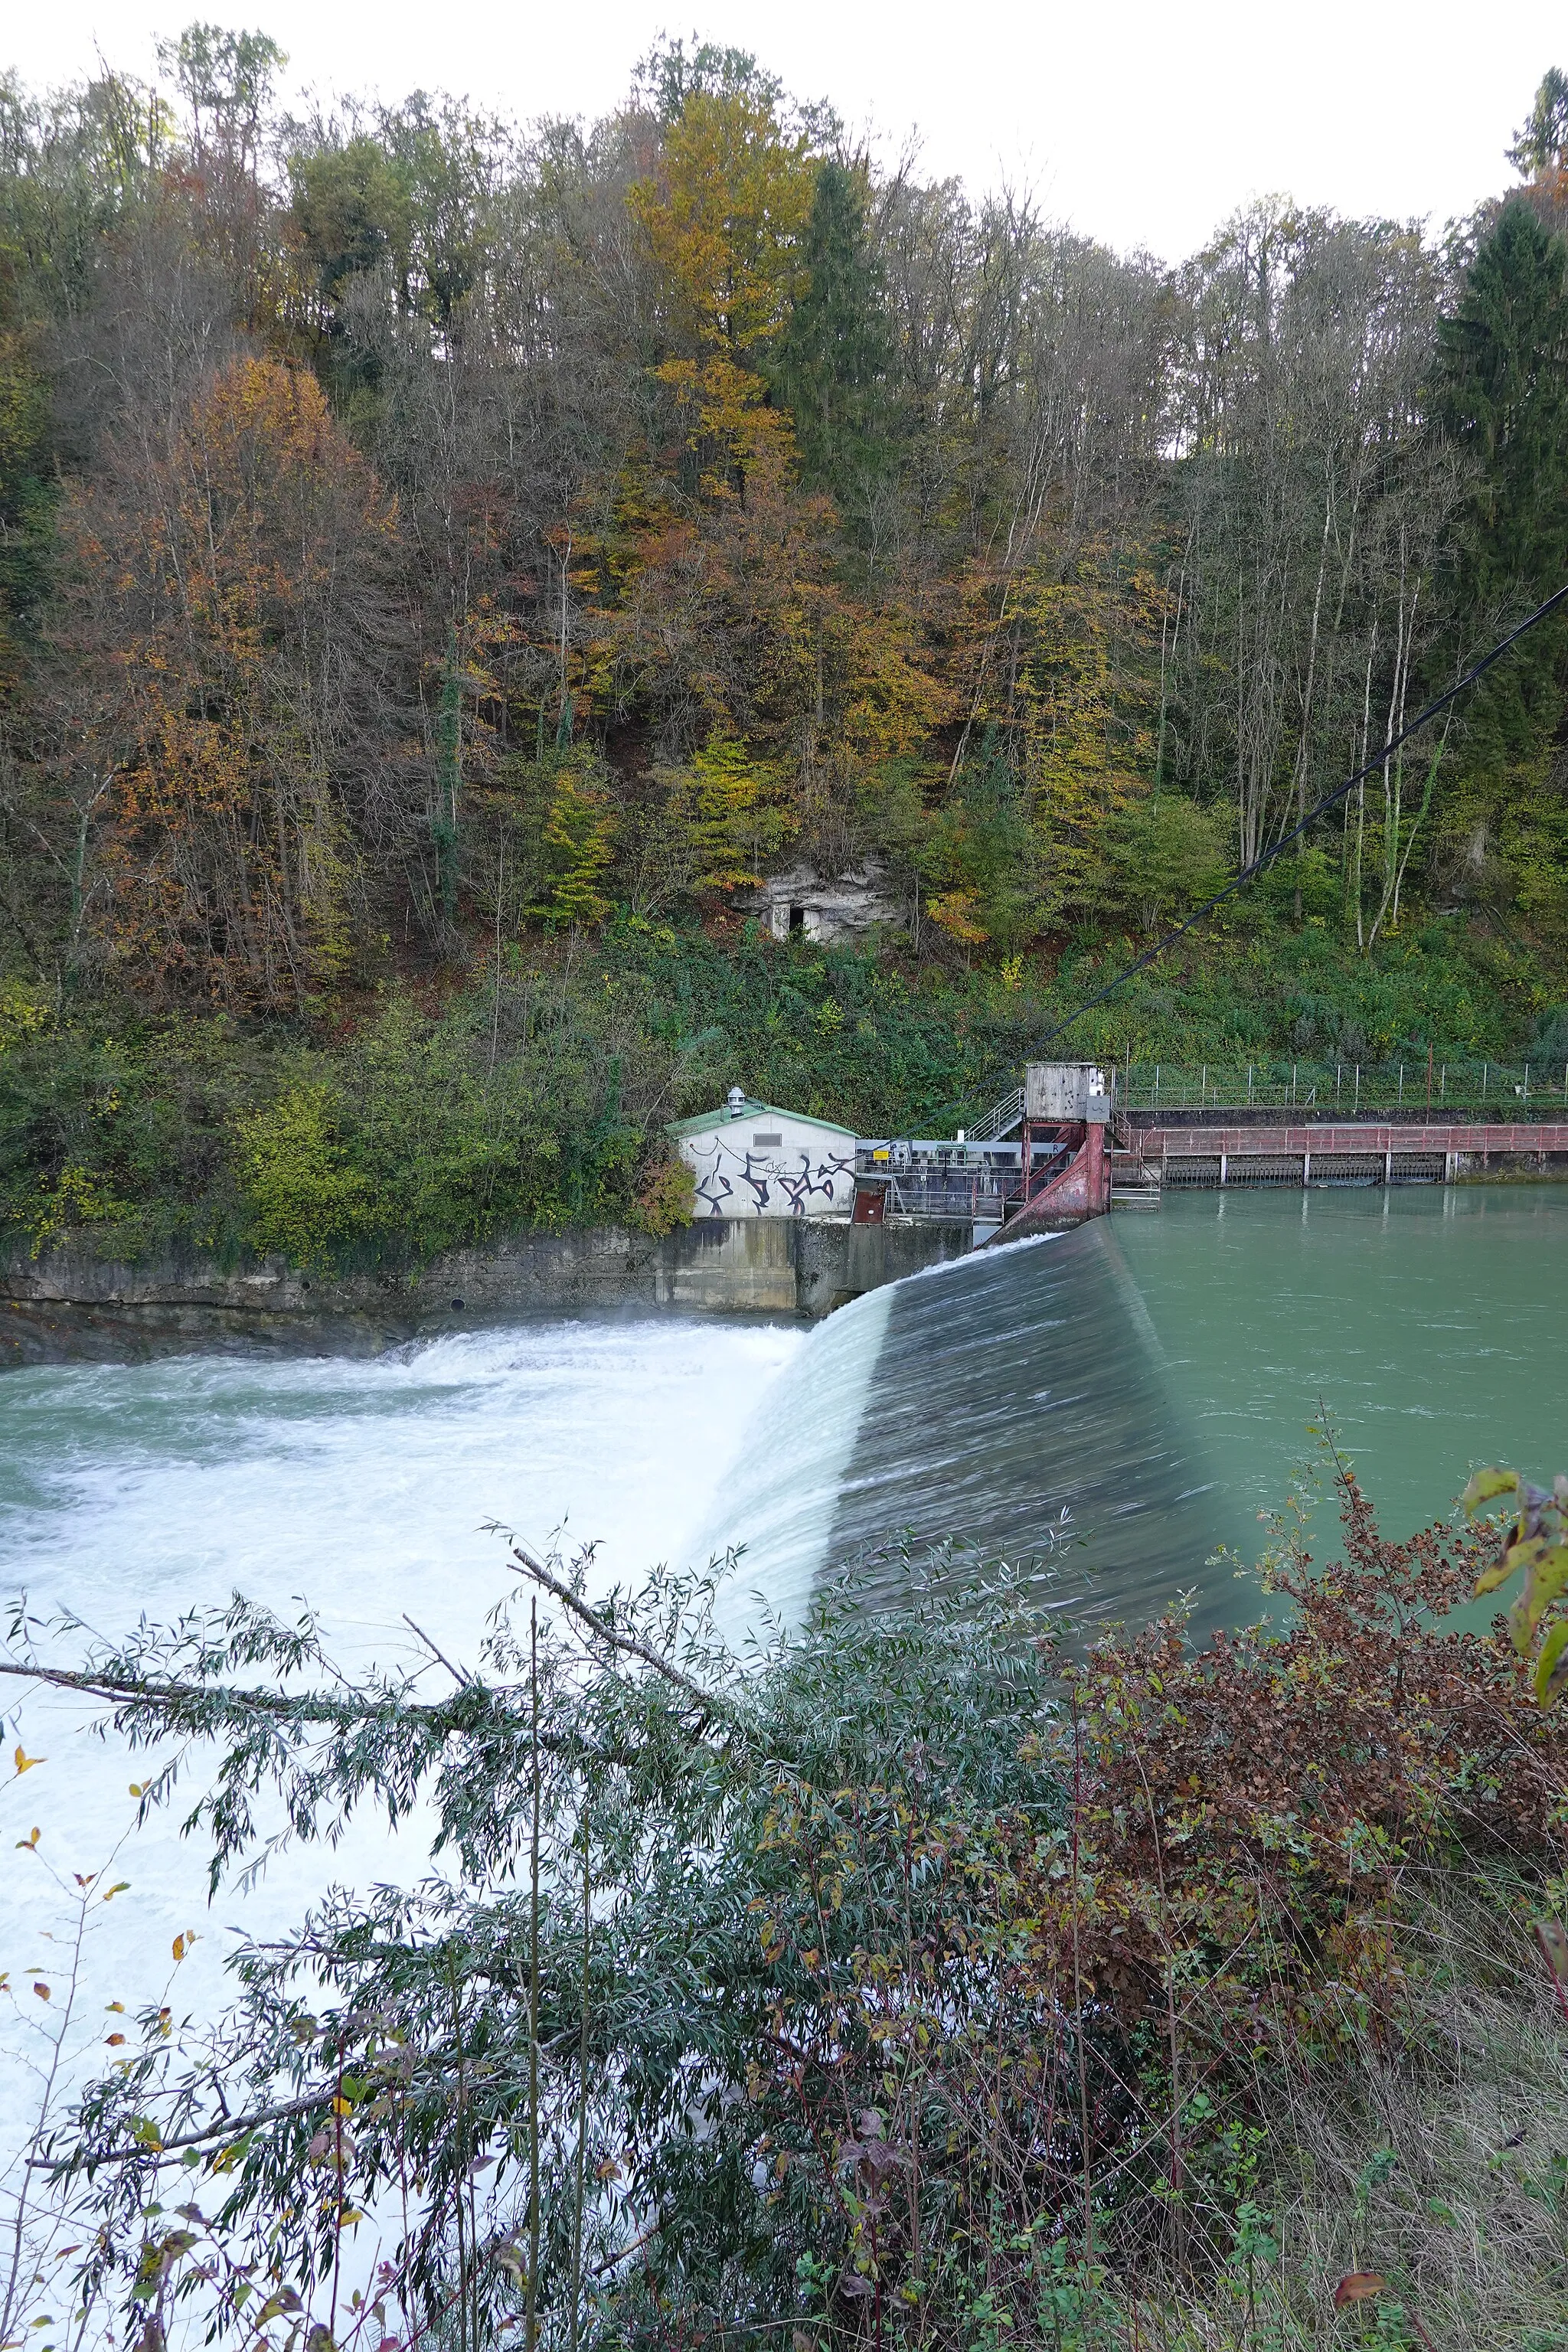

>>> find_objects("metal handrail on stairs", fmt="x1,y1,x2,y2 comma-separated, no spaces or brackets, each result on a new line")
968,1085,1025,1143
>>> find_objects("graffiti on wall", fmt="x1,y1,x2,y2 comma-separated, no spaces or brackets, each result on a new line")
687,1135,857,1217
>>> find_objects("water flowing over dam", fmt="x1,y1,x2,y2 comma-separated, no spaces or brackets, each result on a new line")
2,1184,1564,1668
701,1226,1234,1633
3,1181,1568,2148
703,1181,1568,1633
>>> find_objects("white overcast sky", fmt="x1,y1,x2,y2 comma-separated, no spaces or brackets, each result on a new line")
3,0,1559,263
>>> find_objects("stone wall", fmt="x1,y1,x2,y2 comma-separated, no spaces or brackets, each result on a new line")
0,1217,975,1367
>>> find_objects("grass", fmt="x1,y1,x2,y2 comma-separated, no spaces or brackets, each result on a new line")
1114,1867,1568,2347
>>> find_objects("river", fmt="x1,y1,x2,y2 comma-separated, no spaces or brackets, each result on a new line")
2,1181,1563,2144
703,1180,1566,1630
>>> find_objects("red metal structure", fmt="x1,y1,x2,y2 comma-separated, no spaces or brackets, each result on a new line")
1129,1119,1568,1187
988,1064,1116,1237
1001,1121,1111,1232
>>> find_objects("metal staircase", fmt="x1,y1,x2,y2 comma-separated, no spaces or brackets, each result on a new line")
1109,1145,1161,1206
967,1085,1025,1143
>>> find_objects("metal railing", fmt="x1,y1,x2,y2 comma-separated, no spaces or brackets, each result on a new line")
1117,1058,1568,1116
968,1086,1026,1142
875,1171,1026,1220
861,1141,1076,1222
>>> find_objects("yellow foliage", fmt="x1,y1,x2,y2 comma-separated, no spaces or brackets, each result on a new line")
629,89,816,360
23,1163,130,1256
234,1083,369,1266
654,351,800,495
603,442,947,811
73,357,393,1004
926,889,990,946
0,986,49,1054
946,544,1167,920
663,735,795,893
531,762,616,930
629,87,818,508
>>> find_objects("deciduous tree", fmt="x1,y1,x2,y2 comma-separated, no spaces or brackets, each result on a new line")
50,355,406,1004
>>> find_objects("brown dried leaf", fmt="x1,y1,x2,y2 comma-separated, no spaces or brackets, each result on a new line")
1332,2272,1387,2307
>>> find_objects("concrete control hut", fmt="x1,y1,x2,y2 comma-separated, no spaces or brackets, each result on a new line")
669,1090,858,1219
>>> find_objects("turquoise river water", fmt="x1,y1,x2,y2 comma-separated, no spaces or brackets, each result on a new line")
0,1181,1563,2131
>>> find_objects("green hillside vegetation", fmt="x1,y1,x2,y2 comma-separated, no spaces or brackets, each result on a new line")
2,36,1568,1261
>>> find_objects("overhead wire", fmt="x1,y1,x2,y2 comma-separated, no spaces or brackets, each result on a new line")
1033,580,1568,1050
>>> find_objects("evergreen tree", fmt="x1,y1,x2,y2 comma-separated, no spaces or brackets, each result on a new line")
773,160,891,501
1432,199,1568,786
1508,67,1568,178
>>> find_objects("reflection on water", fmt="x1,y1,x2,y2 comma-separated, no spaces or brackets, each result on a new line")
1117,1182,1568,1534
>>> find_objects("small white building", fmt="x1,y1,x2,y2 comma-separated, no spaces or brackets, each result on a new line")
669,1091,858,1219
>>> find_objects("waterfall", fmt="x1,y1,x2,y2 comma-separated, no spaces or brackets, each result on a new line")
707,1224,1233,1632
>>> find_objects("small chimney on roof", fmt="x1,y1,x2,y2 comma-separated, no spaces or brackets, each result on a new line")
725,1085,746,1119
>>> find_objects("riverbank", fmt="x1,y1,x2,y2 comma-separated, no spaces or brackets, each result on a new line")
0,1215,974,1364
0,910,1556,1289
9,1452,1563,2352
8,1130,1567,1367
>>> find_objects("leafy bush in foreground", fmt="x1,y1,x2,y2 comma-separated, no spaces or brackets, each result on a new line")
5,1455,1568,2348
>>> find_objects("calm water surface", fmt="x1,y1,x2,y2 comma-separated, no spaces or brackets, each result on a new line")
1117,1181,1566,1554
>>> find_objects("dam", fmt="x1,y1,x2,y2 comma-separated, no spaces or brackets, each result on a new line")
4,1173,1565,2128
698,1178,1568,1634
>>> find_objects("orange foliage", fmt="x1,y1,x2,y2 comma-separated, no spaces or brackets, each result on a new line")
60,358,398,1004
601,437,948,812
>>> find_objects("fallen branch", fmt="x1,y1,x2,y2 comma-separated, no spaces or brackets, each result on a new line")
0,1655,626,1766
508,1544,738,1723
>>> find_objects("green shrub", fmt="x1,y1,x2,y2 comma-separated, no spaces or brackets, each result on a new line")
18,1457,1568,2350
233,1082,369,1265
629,1152,695,1235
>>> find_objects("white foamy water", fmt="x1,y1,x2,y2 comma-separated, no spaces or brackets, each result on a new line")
0,1315,802,2142
697,1280,893,1626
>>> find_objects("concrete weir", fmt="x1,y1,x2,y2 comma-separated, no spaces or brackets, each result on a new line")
0,1216,975,1367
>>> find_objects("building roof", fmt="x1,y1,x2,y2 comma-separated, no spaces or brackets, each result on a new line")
666,1097,858,1140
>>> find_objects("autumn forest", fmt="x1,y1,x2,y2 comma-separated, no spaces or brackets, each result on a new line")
1,31,1566,1261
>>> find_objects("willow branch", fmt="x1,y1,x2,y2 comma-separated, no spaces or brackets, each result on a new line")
0,1656,619,1764
28,2089,338,2170
507,1545,738,1723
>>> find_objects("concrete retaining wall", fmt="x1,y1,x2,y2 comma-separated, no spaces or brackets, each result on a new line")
0,1216,975,1367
